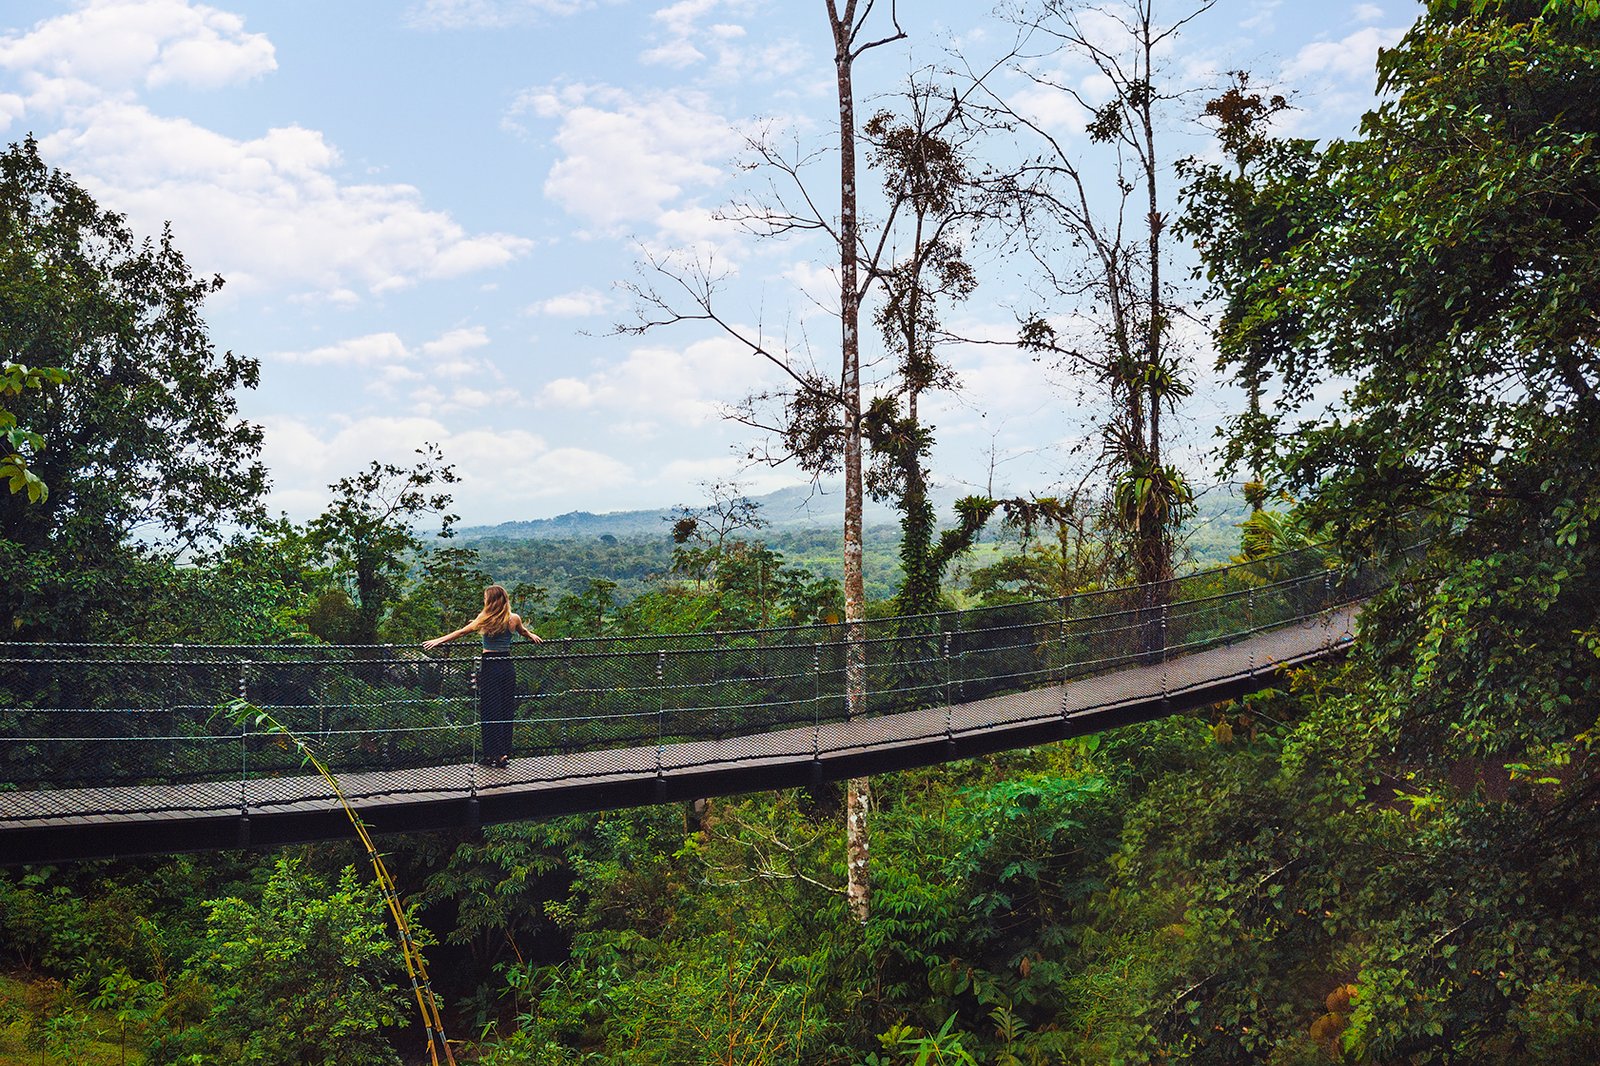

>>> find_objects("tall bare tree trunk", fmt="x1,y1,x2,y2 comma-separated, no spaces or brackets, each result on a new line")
1138,3,1171,598
828,0,873,925
629,0,905,922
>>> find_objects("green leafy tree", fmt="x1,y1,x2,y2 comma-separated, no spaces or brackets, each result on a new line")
619,2,917,921
960,498,1106,605
1158,2,1600,1059
308,443,459,643
483,797,852,1062
17,978,93,1065
0,360,66,503
90,969,162,1066
1175,71,1303,511
668,480,769,600
96,517,335,645
0,136,267,637
383,544,494,644
666,484,842,629
1190,0,1600,761
509,578,551,621
190,858,408,1066
195,516,336,642
416,820,584,1001
859,83,994,617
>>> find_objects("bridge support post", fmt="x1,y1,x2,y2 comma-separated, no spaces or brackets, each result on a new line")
811,643,822,762
942,631,953,729
655,651,666,778
942,629,958,757
1160,603,1171,706
236,659,249,819
237,693,249,822
951,625,963,705
1248,586,1256,677
1057,595,1069,684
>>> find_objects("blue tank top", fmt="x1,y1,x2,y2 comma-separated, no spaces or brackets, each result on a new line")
481,627,514,652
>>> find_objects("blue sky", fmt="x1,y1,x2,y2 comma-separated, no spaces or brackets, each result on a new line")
0,0,1414,525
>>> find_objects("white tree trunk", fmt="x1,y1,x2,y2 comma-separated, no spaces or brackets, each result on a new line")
830,0,872,923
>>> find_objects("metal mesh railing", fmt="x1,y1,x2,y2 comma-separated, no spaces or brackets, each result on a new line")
0,544,1392,823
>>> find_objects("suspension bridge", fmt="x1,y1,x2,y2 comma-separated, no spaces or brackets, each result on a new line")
0,546,1387,865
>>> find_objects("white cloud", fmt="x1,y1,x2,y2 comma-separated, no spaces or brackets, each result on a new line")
1003,77,1089,137
781,259,841,318
1000,2,1202,137
536,333,781,430
659,455,794,495
260,414,636,523
531,288,612,316
275,326,496,384
403,0,594,30
921,321,1058,441
509,81,740,232
540,377,597,407
276,332,409,366
32,102,532,297
410,383,519,416
1351,3,1385,24
1070,4,1147,57
655,205,736,247
379,364,425,386
1240,0,1282,33
431,357,498,380
3,2,531,301
261,414,454,489
1283,25,1404,85
421,326,492,358
642,37,704,68
638,0,800,83
272,327,497,403
0,91,24,132
0,0,275,92
653,0,721,36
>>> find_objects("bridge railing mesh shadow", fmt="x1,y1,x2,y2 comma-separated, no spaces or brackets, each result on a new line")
0,544,1397,822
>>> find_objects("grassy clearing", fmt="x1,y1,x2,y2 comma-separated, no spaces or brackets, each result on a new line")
0,972,146,1066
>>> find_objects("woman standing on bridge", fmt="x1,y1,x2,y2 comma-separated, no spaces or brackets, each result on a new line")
424,585,543,768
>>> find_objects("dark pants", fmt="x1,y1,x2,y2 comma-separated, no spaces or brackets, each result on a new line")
478,653,516,762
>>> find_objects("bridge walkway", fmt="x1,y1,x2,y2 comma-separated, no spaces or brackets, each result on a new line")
0,606,1355,865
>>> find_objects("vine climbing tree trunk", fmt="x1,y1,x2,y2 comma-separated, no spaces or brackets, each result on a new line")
825,0,899,926
993,0,1211,650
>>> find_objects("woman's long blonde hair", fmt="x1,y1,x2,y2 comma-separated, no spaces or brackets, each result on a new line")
473,584,513,635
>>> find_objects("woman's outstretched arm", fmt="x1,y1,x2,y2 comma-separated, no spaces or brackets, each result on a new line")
423,622,476,651
513,615,544,643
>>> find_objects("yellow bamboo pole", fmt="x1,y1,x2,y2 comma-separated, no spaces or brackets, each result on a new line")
225,700,457,1066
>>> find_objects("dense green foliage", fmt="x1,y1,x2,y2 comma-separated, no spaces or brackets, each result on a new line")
307,446,461,644
0,137,266,641
0,854,410,1065
0,360,66,504
1187,0,1600,769
466,523,911,607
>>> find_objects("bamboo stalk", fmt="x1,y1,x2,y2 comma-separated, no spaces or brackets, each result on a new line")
222,699,457,1066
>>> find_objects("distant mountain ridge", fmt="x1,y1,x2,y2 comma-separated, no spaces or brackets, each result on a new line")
458,482,1252,561
458,483,965,541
